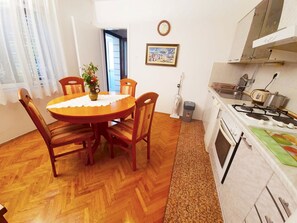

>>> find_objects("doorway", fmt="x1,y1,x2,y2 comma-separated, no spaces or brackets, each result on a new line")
103,29,127,92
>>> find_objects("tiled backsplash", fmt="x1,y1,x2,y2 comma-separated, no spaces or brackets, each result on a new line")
209,62,297,113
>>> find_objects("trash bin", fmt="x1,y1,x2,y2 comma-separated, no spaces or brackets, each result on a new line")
182,101,195,122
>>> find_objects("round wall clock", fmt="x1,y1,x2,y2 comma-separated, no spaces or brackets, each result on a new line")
157,20,171,36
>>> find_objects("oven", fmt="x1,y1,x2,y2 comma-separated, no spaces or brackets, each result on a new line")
212,109,242,184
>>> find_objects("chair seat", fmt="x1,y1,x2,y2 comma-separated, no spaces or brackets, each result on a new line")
107,119,134,141
50,124,94,146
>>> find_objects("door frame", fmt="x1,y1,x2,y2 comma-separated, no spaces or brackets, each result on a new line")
103,29,128,91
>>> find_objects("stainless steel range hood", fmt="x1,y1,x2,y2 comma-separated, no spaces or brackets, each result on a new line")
253,26,297,52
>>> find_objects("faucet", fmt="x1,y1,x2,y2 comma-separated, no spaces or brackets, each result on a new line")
235,73,255,93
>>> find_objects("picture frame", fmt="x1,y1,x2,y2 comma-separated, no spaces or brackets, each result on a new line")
145,43,179,67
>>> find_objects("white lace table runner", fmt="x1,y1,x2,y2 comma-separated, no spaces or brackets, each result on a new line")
47,94,130,109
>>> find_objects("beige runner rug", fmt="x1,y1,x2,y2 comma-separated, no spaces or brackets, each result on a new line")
163,120,223,222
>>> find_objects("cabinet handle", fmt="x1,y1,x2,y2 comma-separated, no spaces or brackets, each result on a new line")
279,197,291,217
265,216,274,223
241,136,253,150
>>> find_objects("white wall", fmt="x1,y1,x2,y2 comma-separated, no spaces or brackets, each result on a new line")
55,0,97,76
94,0,261,119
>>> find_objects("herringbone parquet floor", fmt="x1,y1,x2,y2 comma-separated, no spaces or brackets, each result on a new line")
0,112,181,223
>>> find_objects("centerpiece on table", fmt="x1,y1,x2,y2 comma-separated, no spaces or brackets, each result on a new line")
82,62,100,101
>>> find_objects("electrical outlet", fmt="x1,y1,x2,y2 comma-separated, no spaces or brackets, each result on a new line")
275,72,280,79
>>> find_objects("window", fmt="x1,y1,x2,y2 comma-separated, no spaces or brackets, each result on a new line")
0,0,66,104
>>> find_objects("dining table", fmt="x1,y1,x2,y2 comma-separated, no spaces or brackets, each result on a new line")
46,91,135,157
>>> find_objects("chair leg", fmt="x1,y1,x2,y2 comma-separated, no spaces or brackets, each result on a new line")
132,144,136,171
48,148,57,177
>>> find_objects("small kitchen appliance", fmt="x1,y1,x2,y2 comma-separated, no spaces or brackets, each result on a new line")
250,72,279,105
250,89,270,104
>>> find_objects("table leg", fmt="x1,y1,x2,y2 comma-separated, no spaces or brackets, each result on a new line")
91,122,109,154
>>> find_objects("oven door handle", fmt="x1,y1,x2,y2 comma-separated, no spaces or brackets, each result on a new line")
219,119,236,147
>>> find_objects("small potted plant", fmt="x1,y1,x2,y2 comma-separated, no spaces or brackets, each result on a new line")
81,62,100,101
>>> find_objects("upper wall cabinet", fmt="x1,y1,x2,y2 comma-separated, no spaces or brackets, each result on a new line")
228,0,284,63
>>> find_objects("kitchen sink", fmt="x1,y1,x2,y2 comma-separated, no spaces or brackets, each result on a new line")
213,89,252,101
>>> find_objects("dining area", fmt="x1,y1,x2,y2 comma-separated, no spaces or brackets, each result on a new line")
0,65,184,222
17,68,160,177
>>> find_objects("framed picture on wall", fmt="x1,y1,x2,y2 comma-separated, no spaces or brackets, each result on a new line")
145,43,179,67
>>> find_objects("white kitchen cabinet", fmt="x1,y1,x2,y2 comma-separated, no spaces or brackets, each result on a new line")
228,0,269,63
245,206,262,223
202,89,216,130
202,90,221,152
228,0,283,63
245,171,297,223
219,134,273,223
255,188,284,223
266,174,297,221
245,172,297,223
228,8,255,63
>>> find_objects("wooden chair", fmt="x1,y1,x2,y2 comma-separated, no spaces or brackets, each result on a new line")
106,92,159,171
18,88,94,177
119,78,137,120
120,78,137,97
59,76,85,95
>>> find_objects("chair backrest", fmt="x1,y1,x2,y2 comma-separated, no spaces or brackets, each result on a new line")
132,92,159,141
120,78,137,97
18,88,51,146
59,76,85,95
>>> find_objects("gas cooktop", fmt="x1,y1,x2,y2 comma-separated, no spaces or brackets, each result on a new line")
229,104,297,134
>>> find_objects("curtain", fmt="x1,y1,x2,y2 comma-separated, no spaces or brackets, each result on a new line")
0,0,67,105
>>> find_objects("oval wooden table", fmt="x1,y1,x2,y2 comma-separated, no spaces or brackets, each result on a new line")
47,92,135,157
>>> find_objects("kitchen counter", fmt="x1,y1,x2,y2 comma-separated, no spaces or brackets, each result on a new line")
208,86,297,204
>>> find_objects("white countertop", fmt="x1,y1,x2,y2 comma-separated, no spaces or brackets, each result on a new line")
208,87,297,203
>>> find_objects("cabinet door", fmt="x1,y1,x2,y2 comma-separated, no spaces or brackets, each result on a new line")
241,0,268,61
202,90,215,131
256,188,284,223
219,135,273,223
203,92,220,151
228,9,255,63
253,0,283,61
267,174,297,221
245,206,262,223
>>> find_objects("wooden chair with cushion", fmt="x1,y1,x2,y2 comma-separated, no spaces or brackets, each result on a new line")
18,88,94,177
59,76,85,95
119,78,137,121
106,92,159,171
120,78,137,97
